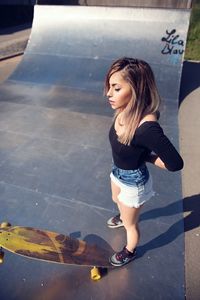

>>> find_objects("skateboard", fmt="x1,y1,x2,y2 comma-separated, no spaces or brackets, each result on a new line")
0,222,113,280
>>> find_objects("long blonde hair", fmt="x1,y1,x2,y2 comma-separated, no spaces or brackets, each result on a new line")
105,57,161,145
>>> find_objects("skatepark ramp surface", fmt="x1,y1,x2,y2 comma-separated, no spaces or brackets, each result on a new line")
8,5,190,99
0,5,190,300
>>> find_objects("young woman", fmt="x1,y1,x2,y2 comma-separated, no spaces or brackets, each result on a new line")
105,57,184,267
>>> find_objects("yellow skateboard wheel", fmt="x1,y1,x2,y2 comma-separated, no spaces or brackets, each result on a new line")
0,222,11,228
90,266,101,281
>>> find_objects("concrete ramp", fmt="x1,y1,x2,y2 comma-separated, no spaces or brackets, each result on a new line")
0,5,190,300
8,5,190,99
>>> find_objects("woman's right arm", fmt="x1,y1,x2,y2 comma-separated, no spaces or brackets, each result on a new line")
146,153,166,169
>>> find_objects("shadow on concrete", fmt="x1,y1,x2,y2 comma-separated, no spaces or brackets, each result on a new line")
183,194,200,232
0,23,32,35
138,194,200,257
84,233,114,254
70,232,114,255
0,5,33,30
179,61,200,107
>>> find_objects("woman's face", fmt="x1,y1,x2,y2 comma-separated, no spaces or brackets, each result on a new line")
107,71,132,110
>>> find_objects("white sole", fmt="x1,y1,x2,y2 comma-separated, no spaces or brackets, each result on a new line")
107,224,124,228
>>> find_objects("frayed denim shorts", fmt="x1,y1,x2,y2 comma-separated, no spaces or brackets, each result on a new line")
110,164,154,208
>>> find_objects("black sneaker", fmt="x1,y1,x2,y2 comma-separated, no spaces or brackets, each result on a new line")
107,214,123,228
110,246,136,267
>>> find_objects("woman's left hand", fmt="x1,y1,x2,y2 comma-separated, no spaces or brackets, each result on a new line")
146,154,166,169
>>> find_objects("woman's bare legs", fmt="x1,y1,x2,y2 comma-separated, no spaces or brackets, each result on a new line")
111,179,143,252
119,202,143,252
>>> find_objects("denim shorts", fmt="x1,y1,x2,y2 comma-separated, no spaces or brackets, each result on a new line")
110,164,154,208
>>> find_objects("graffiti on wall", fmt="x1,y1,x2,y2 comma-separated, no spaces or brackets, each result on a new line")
161,29,185,55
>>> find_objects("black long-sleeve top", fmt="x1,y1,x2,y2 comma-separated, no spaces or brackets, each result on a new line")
109,121,184,171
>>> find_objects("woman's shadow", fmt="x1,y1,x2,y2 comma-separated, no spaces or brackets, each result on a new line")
137,194,200,257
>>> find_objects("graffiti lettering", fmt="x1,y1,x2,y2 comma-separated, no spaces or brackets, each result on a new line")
161,29,184,55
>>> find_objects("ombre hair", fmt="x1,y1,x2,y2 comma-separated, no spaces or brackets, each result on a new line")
105,57,161,145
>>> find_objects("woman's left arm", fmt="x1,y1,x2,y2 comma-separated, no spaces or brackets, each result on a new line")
139,123,184,172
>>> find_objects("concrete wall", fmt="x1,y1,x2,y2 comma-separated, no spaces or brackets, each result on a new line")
0,0,193,8
79,0,193,8
0,0,192,29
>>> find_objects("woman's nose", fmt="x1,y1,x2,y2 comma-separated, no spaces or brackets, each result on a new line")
107,88,112,97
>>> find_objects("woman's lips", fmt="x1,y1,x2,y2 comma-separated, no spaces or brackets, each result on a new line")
109,100,115,105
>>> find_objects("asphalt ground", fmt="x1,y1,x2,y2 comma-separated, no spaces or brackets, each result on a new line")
0,25,199,300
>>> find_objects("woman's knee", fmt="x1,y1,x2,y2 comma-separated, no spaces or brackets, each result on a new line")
112,195,118,203
123,220,139,230
120,205,142,227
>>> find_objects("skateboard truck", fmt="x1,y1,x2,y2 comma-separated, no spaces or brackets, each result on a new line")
0,222,10,264
0,248,4,264
90,266,101,281
0,222,11,229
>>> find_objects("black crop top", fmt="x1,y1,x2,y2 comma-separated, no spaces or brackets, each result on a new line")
109,121,184,171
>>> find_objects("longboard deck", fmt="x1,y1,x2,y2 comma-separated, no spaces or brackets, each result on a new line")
0,226,112,268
